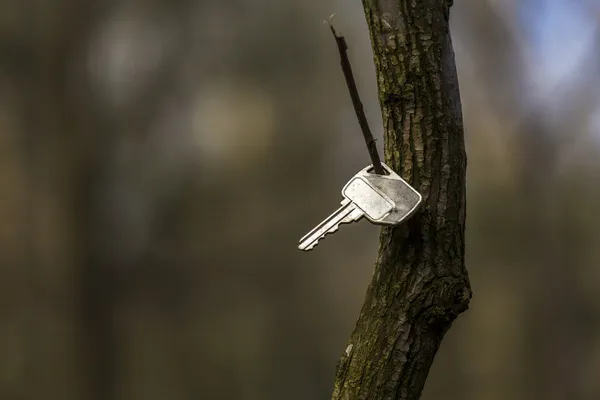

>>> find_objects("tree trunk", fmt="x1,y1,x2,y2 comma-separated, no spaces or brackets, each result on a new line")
330,2,470,399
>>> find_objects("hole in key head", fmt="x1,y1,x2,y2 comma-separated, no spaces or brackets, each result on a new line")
367,165,390,175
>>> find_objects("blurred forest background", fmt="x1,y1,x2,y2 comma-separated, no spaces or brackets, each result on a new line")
1,0,600,399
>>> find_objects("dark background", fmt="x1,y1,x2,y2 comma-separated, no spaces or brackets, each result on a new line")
1,0,600,399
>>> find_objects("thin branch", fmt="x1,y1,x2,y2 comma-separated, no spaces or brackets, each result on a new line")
326,16,385,175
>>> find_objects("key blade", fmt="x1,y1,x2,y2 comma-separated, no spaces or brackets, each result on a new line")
298,200,363,251
298,201,354,251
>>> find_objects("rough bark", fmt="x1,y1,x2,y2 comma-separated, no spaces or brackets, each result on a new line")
330,1,470,399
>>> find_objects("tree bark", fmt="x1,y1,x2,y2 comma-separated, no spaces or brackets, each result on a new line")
330,2,470,399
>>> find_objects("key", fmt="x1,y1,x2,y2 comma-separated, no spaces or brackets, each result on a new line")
298,198,364,251
298,163,422,251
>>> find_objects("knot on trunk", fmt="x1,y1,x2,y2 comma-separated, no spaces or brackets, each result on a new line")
415,278,471,333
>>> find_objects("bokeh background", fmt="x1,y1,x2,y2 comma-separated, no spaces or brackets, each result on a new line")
1,0,600,399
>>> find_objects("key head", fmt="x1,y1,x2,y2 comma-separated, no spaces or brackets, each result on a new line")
341,163,422,226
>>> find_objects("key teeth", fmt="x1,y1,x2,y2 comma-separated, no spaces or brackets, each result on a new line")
306,241,318,251
297,202,361,252
298,225,342,251
298,238,319,252
298,239,317,251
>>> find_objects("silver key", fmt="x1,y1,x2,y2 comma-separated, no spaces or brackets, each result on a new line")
298,198,364,251
298,163,422,251
350,163,422,225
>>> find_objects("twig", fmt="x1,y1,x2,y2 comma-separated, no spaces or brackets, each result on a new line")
326,15,385,175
